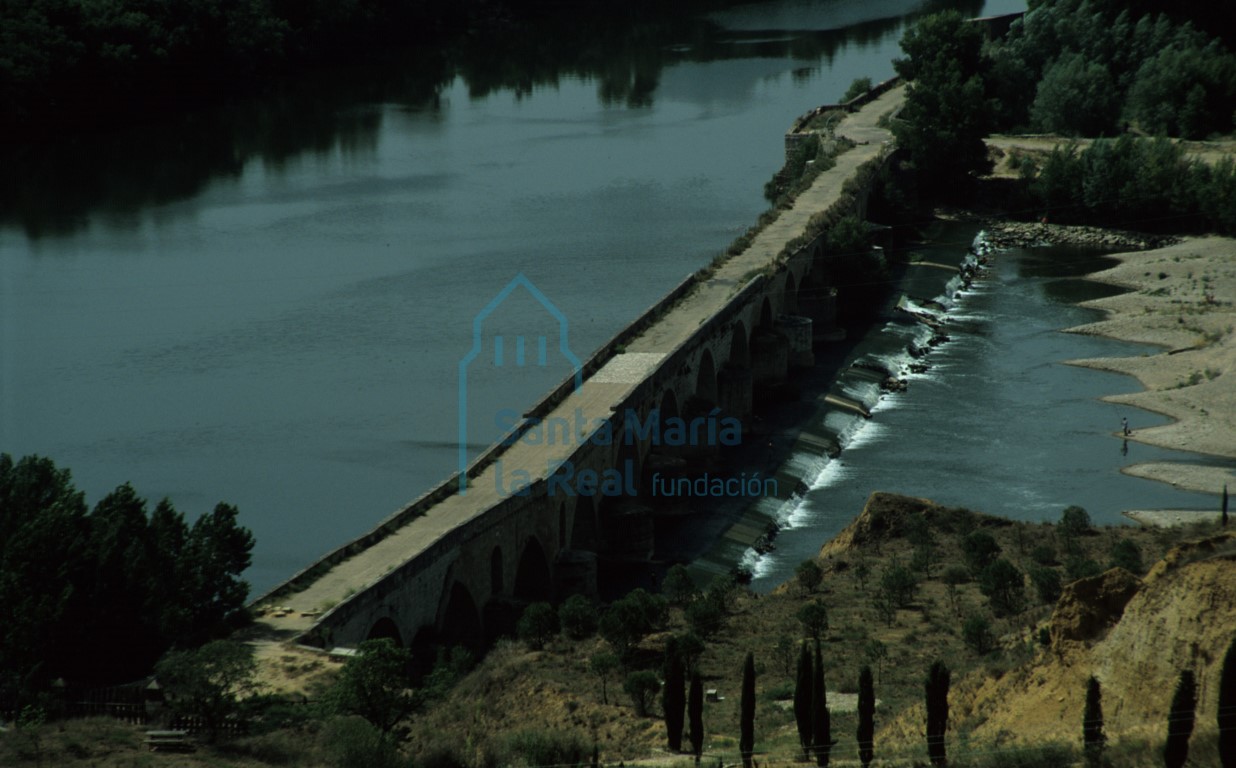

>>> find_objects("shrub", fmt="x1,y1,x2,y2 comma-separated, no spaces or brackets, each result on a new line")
662,565,700,606
558,595,598,640
880,562,918,608
962,531,1001,575
979,559,1026,616
962,614,995,655
625,671,660,717
1030,543,1057,566
1108,539,1143,574
495,729,588,768
843,77,873,102
1030,566,1063,604
796,559,823,594
517,603,559,650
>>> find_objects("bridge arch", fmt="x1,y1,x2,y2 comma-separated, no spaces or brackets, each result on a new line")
558,503,567,549
514,537,553,603
696,349,717,405
367,617,403,646
571,493,598,550
759,296,774,328
490,547,504,594
440,581,482,650
728,321,750,369
784,271,799,314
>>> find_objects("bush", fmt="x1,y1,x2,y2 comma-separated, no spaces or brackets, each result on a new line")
1031,543,1057,566
326,717,412,768
880,562,919,608
843,76,873,102
979,559,1026,616
796,559,823,594
685,598,724,638
624,671,660,717
963,531,1001,576
492,730,588,768
1066,556,1102,582
517,603,559,650
558,595,598,640
962,614,995,655
1108,539,1143,574
661,565,700,606
1030,566,1063,605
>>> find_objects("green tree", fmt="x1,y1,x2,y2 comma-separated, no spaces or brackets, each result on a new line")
662,564,700,606
624,670,660,717
177,502,255,646
857,666,875,768
590,651,619,705
865,640,888,683
811,642,835,767
1108,539,1144,574
962,530,1001,576
1164,670,1197,768
740,651,756,768
879,561,918,608
663,645,686,751
979,558,1027,616
600,589,666,661
892,11,993,193
925,660,949,767
1220,638,1236,767
517,602,559,650
797,559,823,594
331,638,416,738
688,671,704,762
155,640,256,743
1084,675,1105,768
685,598,725,638
1030,52,1120,136
558,594,598,639
1059,505,1092,538
842,76,873,102
795,641,813,758
797,600,829,641
962,613,995,655
1030,565,1063,604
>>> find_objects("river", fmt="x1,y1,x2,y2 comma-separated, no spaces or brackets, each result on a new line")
15,0,1198,599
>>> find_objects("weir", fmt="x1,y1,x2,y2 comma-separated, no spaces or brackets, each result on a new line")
249,80,906,655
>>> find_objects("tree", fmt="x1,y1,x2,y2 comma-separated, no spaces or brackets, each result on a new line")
740,652,756,768
1108,539,1144,574
892,11,993,193
662,564,700,606
941,566,968,616
590,651,619,705
795,642,813,759
979,559,1026,616
1164,670,1197,768
1060,505,1092,538
879,561,918,608
559,594,598,639
857,666,875,768
600,589,666,661
865,640,888,683
663,645,686,751
177,502,255,647
797,559,823,594
961,614,995,655
811,642,835,767
797,600,829,641
688,671,704,762
924,660,949,767
517,602,559,650
624,670,660,717
1030,52,1120,136
773,634,795,677
962,531,1001,576
685,598,725,638
1219,639,1236,767
1030,565,1063,604
331,638,416,738
1084,675,1105,768
155,640,256,743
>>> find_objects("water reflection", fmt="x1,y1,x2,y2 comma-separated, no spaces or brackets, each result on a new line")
1,0,986,238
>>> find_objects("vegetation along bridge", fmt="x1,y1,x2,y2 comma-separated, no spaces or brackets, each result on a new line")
249,81,908,661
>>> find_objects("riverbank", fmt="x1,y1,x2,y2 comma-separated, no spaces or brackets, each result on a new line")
1058,235,1236,520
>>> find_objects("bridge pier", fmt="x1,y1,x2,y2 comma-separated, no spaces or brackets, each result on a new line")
750,328,789,389
775,315,814,368
555,550,598,597
717,367,753,420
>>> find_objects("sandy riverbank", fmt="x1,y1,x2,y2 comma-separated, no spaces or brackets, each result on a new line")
1054,235,1236,519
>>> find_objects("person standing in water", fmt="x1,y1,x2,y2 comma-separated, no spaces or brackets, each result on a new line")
1121,417,1130,436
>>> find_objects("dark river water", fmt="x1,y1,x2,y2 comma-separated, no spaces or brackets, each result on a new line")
15,0,1198,599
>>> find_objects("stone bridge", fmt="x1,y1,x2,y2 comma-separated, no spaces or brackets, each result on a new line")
250,81,906,660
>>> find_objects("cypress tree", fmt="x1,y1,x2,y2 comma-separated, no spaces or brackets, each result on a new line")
795,641,813,759
740,652,755,768
1083,676,1105,768
1221,639,1236,768
857,665,875,768
663,646,686,751
925,660,949,767
1164,670,1197,768
811,641,835,767
688,671,704,763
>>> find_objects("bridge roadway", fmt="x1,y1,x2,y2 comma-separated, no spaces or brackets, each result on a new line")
250,84,906,646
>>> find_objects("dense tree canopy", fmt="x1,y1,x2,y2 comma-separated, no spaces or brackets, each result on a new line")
0,454,254,706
